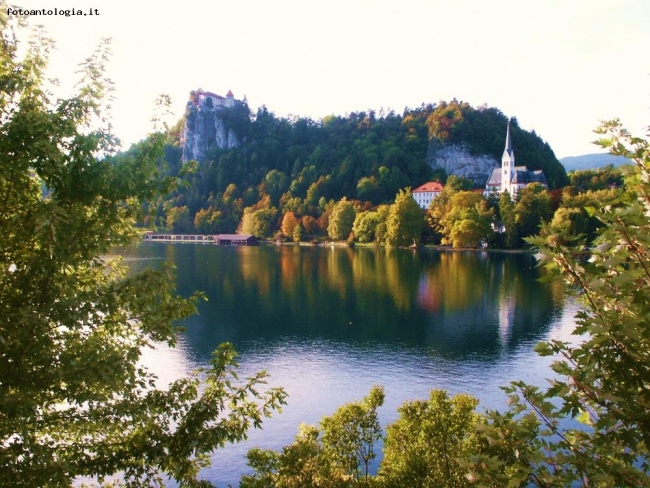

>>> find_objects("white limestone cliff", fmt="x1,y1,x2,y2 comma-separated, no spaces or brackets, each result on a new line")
181,98,240,163
427,142,498,185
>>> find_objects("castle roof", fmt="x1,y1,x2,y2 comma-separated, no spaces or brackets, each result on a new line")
204,91,225,100
226,89,234,97
413,181,444,193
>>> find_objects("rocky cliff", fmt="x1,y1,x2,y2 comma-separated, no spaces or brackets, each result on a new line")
181,104,239,163
426,142,498,186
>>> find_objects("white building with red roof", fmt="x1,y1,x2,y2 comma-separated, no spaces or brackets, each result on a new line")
190,88,236,109
412,181,444,209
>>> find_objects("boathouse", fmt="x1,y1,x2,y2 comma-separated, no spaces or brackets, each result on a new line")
214,234,258,246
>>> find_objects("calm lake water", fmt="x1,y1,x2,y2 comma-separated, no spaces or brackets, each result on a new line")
118,243,578,487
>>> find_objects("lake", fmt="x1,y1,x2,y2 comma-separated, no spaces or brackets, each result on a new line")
118,243,578,487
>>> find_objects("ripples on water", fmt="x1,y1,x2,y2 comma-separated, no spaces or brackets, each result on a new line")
118,244,579,487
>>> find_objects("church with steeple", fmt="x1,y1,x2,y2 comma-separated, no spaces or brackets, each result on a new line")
484,121,547,198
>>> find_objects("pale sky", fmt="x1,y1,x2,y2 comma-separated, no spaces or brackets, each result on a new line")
16,0,650,158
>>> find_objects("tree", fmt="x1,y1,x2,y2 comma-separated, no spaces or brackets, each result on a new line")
498,190,519,249
434,191,493,248
568,165,624,192
0,14,285,486
165,204,193,233
374,204,391,244
241,424,327,488
544,206,590,246
426,100,468,142
261,169,288,206
552,187,620,245
427,175,472,236
352,210,382,244
242,387,384,487
194,206,225,234
281,211,300,238
327,198,356,241
514,183,553,241
379,390,481,487
241,206,278,238
447,206,493,249
320,386,385,483
385,188,423,247
301,215,320,237
468,120,650,486
356,176,381,203
292,223,303,243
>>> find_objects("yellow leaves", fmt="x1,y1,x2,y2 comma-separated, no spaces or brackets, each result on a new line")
426,100,469,142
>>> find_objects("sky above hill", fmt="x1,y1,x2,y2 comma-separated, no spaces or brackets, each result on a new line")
16,0,650,158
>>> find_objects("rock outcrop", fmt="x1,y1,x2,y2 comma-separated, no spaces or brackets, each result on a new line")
181,89,240,163
426,142,498,186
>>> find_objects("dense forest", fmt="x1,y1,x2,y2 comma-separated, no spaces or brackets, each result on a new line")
147,99,568,237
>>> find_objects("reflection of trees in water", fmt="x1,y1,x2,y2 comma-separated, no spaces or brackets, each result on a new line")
123,245,565,360
417,250,565,358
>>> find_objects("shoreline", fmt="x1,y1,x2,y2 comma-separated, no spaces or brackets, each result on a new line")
138,233,536,253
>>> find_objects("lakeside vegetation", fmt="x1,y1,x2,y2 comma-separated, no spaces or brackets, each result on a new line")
150,95,570,246
2,8,649,487
152,165,626,252
149,93,625,251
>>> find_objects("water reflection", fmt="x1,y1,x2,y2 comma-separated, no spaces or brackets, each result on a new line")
141,246,560,357
114,244,570,487
115,244,566,357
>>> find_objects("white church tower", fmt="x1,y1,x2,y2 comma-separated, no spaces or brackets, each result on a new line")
484,119,548,197
501,121,515,196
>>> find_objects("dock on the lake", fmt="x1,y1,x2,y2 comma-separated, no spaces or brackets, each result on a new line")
142,233,258,246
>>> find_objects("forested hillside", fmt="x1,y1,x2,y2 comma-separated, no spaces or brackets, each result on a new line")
147,99,567,235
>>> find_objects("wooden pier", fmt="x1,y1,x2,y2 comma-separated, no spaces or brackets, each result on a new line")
143,233,215,243
142,233,258,246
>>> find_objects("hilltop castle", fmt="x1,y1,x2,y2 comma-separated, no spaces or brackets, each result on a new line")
188,88,236,109
181,88,240,163
484,122,547,198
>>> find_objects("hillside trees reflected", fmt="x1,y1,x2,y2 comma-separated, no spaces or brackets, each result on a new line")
131,245,564,361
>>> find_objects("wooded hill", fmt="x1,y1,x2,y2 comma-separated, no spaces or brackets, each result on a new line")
561,153,630,171
150,99,568,234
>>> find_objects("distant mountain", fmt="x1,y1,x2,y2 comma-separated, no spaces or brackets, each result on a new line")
561,153,630,172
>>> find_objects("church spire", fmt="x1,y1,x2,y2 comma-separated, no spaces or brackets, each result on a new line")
504,120,513,157
501,119,515,195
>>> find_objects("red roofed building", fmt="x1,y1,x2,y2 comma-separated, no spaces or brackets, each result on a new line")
412,181,444,209
191,88,235,109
